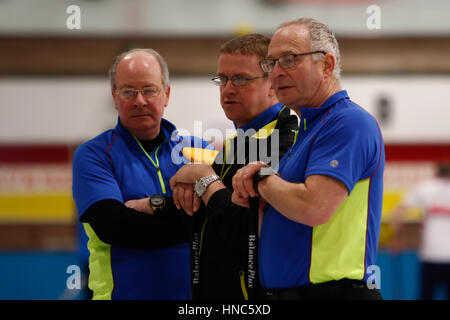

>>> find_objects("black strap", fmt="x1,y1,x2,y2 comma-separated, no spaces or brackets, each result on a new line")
189,216,197,299
247,196,259,299
190,207,206,299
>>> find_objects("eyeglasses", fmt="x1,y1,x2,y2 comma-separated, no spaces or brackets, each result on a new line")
211,74,267,87
116,86,162,100
259,51,326,73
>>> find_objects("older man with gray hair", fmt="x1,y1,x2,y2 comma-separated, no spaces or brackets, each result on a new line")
72,48,212,299
232,18,385,300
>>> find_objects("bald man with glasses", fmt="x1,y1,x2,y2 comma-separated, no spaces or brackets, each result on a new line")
72,48,213,300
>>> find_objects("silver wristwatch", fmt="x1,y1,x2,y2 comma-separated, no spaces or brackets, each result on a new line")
194,174,220,197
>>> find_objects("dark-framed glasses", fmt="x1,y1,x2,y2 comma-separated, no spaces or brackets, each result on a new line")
259,51,326,73
116,86,162,100
211,74,267,87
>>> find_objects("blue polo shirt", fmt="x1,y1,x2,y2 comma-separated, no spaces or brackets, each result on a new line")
259,90,385,289
72,118,213,300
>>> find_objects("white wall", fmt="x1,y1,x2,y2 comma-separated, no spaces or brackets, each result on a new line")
0,75,449,144
0,76,229,145
342,75,450,143
1,0,450,36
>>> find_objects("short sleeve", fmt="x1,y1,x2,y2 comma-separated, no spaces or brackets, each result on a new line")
72,142,123,217
306,109,381,193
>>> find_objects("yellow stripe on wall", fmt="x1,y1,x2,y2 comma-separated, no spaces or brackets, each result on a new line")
0,193,74,223
381,190,423,222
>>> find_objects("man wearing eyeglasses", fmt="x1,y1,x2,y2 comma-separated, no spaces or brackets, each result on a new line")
231,18,385,300
72,48,213,299
169,34,298,299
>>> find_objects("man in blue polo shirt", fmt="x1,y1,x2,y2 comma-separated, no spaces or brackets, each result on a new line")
72,48,212,299
232,18,385,300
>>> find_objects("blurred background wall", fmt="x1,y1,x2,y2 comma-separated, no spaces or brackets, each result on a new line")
0,0,449,300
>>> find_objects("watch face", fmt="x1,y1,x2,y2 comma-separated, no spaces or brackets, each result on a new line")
194,180,205,196
150,195,165,206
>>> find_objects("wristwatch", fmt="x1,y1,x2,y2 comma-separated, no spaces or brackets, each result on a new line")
194,174,220,198
149,194,166,212
253,167,278,195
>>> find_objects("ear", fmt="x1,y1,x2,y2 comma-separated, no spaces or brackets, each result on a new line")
163,85,171,108
322,53,336,78
112,90,119,111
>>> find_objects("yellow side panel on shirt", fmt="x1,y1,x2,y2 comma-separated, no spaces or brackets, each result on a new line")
309,178,370,284
182,148,219,165
83,223,114,300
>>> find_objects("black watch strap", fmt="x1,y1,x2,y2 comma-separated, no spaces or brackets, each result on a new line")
253,167,277,195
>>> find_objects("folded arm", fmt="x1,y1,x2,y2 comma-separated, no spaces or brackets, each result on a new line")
231,161,348,227
81,198,191,249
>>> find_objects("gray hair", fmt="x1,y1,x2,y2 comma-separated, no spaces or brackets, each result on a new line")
278,18,341,78
108,48,170,91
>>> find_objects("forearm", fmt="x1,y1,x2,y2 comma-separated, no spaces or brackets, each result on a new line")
202,180,226,206
170,163,226,207
258,175,344,226
205,188,249,246
81,199,190,249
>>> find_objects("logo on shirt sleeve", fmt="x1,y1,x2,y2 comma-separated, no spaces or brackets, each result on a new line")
330,160,339,168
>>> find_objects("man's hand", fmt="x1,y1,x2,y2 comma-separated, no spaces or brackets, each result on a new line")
231,161,270,207
170,163,225,209
169,164,216,190
124,198,153,215
172,183,201,216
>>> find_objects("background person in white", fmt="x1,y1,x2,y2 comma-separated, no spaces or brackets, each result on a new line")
392,161,450,300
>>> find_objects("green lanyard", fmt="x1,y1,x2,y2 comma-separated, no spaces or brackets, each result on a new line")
219,135,238,180
133,136,167,194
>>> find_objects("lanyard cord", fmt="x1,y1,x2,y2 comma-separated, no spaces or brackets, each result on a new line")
219,138,238,180
133,136,167,194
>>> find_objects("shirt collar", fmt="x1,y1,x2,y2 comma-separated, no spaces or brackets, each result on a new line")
299,90,349,122
237,103,284,132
